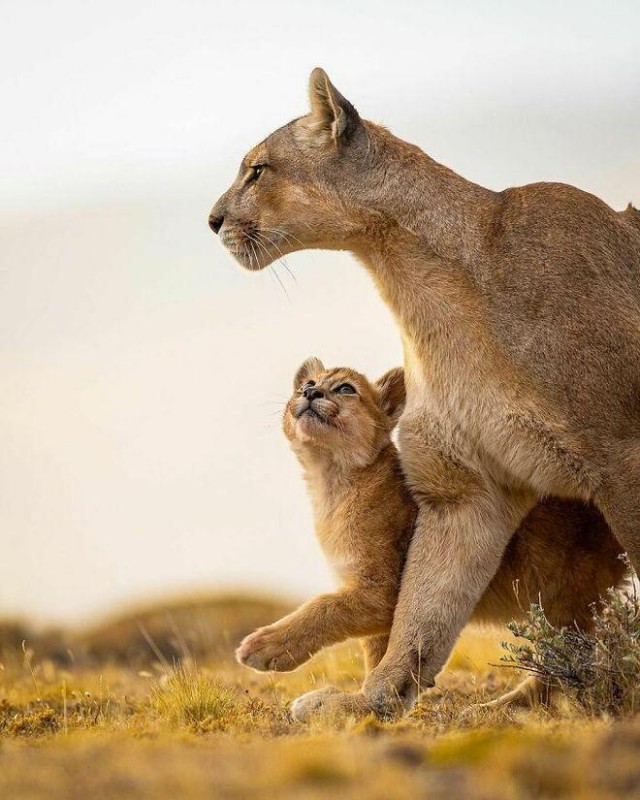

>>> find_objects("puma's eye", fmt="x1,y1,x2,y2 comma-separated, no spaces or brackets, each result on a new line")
301,380,316,392
248,164,266,182
335,383,356,395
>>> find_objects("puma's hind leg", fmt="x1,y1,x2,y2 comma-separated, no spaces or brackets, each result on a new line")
478,675,554,711
471,497,626,712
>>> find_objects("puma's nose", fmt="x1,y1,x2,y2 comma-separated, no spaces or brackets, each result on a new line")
209,214,224,234
304,387,324,401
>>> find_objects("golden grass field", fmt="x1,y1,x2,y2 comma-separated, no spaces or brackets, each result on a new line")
1,593,639,800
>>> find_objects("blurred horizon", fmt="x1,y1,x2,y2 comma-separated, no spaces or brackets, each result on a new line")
2,0,639,623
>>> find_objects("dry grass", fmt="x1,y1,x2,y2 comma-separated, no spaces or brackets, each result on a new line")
1,593,640,799
151,664,239,730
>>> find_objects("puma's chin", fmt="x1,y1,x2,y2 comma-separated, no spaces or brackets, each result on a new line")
238,254,270,272
226,244,271,272
219,231,274,271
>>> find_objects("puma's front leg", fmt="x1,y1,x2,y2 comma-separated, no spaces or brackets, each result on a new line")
290,634,391,723
293,481,535,723
236,587,395,672
362,472,535,718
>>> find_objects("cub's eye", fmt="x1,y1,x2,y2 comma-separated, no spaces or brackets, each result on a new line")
301,380,316,392
248,164,266,183
335,383,356,395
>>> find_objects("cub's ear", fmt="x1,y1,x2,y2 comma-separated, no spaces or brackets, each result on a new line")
293,357,325,390
307,68,361,145
375,367,406,424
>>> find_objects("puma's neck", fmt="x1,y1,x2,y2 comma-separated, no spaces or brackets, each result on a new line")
346,127,503,363
356,123,500,267
354,223,490,360
344,133,510,410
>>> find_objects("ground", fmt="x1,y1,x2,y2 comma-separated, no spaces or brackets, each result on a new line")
1,594,639,800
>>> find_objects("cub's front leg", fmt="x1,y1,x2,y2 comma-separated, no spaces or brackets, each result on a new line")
362,634,390,672
236,587,394,672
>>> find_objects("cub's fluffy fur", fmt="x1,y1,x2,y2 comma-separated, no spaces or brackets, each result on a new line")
236,359,414,673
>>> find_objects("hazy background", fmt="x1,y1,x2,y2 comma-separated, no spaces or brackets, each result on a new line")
1,0,639,623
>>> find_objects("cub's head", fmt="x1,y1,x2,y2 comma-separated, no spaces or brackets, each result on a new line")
283,357,405,468
208,68,378,270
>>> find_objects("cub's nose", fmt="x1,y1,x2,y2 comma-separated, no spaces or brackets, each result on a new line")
303,387,324,401
208,214,224,234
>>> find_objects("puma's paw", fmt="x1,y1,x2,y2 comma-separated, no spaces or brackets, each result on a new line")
290,687,342,723
362,659,426,720
235,627,304,672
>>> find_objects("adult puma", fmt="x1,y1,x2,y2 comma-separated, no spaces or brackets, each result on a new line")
209,69,640,719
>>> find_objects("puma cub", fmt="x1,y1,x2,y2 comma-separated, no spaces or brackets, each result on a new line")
236,358,624,696
236,357,413,673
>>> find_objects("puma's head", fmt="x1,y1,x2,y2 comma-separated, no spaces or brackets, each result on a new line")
283,356,405,468
208,68,381,270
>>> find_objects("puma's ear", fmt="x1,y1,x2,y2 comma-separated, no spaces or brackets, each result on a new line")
307,67,361,144
293,357,325,390
375,367,406,424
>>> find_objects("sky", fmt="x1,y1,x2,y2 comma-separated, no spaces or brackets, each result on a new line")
1,0,639,623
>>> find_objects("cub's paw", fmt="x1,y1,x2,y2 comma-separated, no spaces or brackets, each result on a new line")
235,627,304,672
291,687,371,725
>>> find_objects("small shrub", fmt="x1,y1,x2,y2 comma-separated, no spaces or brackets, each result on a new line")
151,664,238,731
501,578,640,716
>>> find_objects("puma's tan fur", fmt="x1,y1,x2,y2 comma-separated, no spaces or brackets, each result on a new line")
211,68,640,719
235,359,625,716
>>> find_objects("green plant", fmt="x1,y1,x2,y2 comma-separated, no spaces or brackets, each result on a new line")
501,573,640,716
